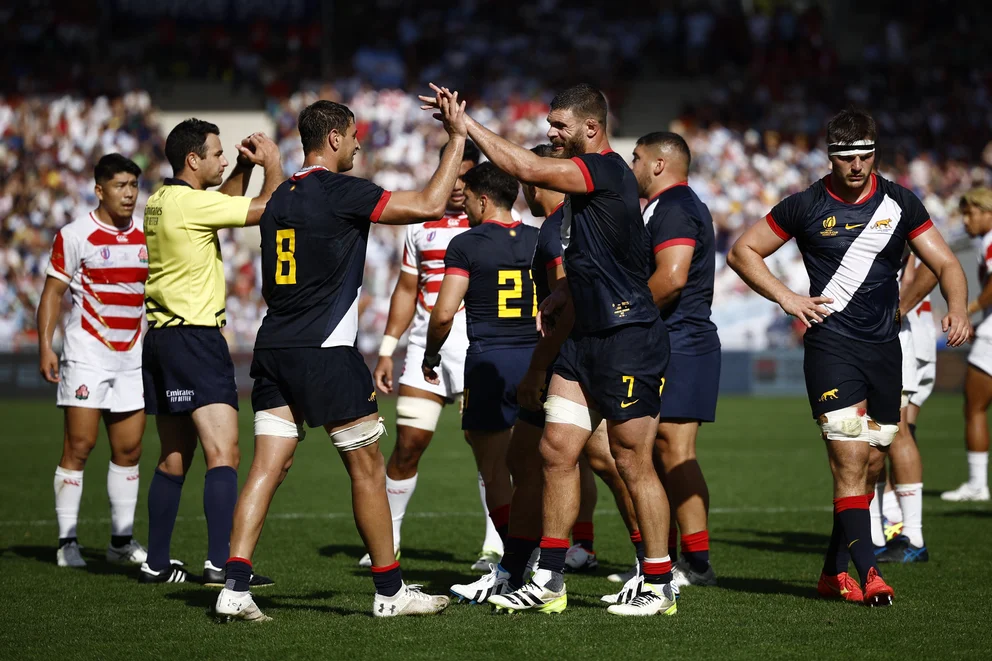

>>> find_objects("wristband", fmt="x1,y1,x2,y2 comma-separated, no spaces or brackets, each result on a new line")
423,353,442,369
379,335,399,357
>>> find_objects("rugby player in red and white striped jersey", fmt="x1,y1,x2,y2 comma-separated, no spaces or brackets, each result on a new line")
37,154,149,569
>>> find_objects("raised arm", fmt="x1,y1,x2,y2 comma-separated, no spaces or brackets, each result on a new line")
218,135,260,197
373,269,419,393
37,276,70,383
239,134,285,226
423,273,469,384
727,217,833,327
909,225,972,346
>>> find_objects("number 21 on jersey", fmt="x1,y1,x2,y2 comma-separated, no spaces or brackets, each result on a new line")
275,229,296,285
497,269,537,318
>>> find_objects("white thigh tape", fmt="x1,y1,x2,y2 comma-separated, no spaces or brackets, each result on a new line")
396,396,443,432
254,410,305,441
544,395,602,431
330,417,386,452
868,421,898,449
817,406,869,442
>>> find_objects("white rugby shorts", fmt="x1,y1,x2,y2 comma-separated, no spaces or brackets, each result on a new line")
57,361,144,413
399,341,467,400
968,318,992,377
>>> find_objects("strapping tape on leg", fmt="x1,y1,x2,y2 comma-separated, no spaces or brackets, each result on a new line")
396,396,443,432
544,395,602,431
867,419,898,449
817,406,868,442
330,417,386,452
254,410,305,441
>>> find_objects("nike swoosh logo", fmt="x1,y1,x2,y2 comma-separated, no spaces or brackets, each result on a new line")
845,223,865,230
620,399,639,409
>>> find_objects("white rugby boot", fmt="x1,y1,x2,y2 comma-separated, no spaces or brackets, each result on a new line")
373,583,449,617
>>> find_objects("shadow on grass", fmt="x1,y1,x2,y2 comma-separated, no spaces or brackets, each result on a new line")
318,544,463,565
163,587,359,618
713,529,830,555
716,575,819,600
5,544,141,578
935,509,992,518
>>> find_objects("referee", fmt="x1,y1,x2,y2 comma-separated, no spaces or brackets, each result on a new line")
139,118,282,584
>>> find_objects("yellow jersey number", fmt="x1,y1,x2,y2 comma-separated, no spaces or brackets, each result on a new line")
497,269,537,318
275,229,297,285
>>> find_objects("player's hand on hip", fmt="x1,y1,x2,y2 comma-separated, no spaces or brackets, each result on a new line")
942,311,973,347
778,292,833,328
373,356,394,394
39,348,60,383
518,368,546,412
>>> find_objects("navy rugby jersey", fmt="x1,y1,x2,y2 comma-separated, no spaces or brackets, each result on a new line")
766,173,933,343
445,220,540,354
254,165,390,349
561,151,658,334
643,183,720,354
532,202,564,304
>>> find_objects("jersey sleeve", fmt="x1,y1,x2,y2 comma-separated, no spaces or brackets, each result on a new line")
570,153,622,194
45,228,79,283
337,176,392,224
765,192,807,241
901,189,934,239
537,221,563,270
444,235,471,279
183,190,252,230
400,226,419,275
648,206,697,253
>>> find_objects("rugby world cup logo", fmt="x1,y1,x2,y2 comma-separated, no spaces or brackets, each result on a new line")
427,230,437,242
100,247,112,261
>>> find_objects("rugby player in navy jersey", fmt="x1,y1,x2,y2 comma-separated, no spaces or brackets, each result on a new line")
631,132,720,589
214,93,469,621
422,84,677,616
728,108,972,608
421,163,539,579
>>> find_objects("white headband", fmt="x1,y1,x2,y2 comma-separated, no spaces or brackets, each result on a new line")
828,140,875,156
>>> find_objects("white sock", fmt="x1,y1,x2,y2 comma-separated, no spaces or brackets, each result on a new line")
385,474,418,547
894,483,924,547
107,462,140,539
882,488,903,523
868,487,885,547
967,451,988,488
479,472,504,555
54,466,84,540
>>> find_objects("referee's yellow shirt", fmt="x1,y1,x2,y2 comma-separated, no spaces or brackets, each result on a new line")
143,179,251,328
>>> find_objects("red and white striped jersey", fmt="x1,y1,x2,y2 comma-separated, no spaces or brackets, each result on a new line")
45,212,148,370
401,212,470,346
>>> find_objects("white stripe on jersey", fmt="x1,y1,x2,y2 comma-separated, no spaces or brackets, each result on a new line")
821,194,903,314
642,199,659,225
322,285,361,348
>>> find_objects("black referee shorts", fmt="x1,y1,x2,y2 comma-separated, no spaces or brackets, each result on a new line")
142,326,239,415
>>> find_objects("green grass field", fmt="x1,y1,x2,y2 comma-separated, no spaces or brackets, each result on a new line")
1,395,990,660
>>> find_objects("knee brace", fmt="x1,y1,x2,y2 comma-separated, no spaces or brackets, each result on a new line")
254,411,305,442
329,417,386,452
396,396,443,432
867,418,898,449
817,406,869,442
544,395,603,431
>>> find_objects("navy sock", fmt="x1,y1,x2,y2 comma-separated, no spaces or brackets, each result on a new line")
822,514,850,576
372,561,403,597
58,536,77,548
204,466,239,569
681,530,710,573
537,537,569,576
835,496,879,587
147,469,184,571
111,534,132,548
631,531,645,569
668,527,678,562
502,536,539,588
225,557,253,592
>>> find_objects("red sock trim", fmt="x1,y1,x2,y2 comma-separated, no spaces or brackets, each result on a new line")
227,556,252,568
509,535,538,542
643,560,672,575
680,530,709,553
371,561,400,573
489,504,511,529
833,495,869,513
630,530,642,544
572,521,594,540
540,536,571,550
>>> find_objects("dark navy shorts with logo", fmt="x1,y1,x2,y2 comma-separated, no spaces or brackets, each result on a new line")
142,326,239,415
251,346,378,429
462,346,535,431
803,326,902,425
554,317,670,421
658,348,721,423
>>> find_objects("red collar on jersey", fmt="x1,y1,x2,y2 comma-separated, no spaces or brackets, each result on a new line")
482,219,522,228
824,172,877,205
646,181,689,205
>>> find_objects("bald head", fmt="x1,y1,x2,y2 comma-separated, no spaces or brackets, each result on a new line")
631,131,691,198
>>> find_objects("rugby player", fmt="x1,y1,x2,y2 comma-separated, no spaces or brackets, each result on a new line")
942,188,992,502
365,141,505,571
141,120,283,584
728,108,971,607
214,95,466,621
422,84,678,616
38,154,148,568
631,132,720,587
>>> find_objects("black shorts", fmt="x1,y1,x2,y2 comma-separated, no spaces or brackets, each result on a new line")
659,349,721,422
804,327,901,424
462,346,534,431
142,326,238,415
250,346,378,428
554,317,669,421
516,364,554,428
